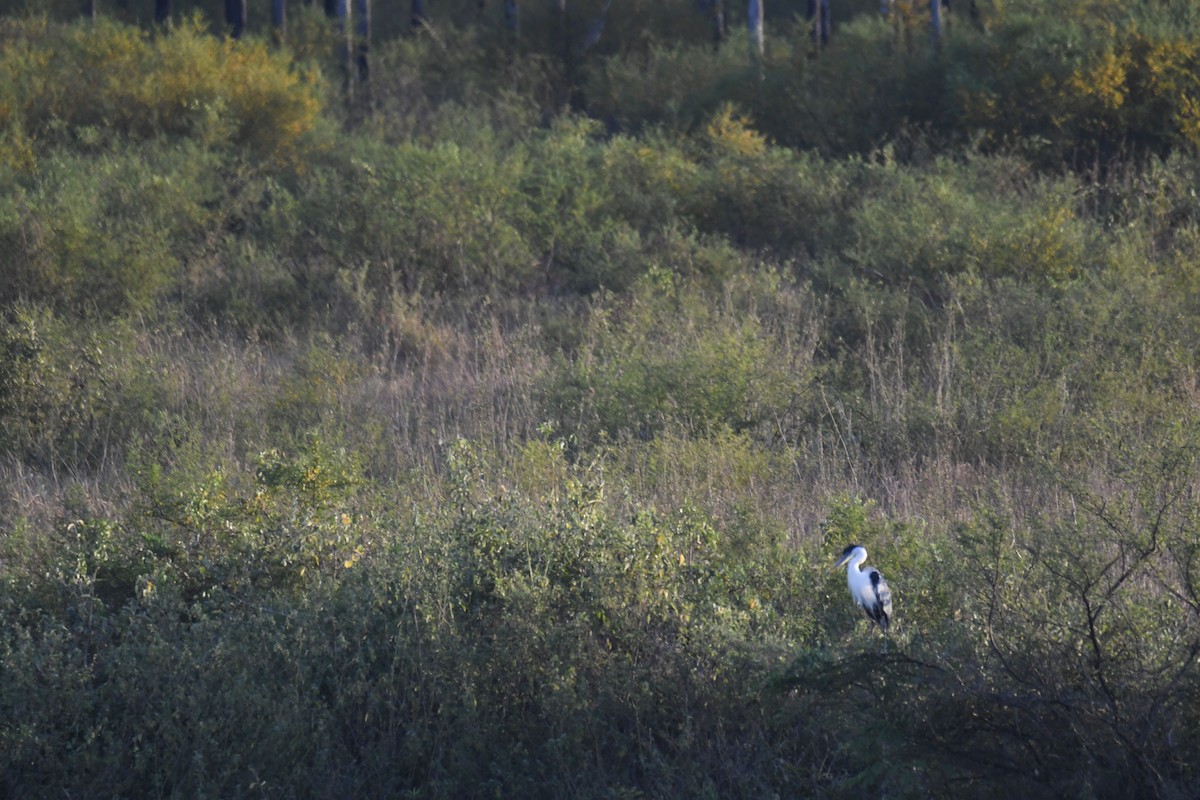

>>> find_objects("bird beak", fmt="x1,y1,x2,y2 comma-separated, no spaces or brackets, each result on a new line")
833,554,851,570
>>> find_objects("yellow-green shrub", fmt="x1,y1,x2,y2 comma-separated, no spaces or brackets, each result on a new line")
0,16,322,167
945,8,1200,162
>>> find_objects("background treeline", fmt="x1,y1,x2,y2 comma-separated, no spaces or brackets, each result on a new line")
3,1,1200,797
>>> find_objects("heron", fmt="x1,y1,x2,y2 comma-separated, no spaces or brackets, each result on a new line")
834,544,892,632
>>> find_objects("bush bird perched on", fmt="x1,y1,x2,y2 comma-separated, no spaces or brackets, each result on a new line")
835,544,892,632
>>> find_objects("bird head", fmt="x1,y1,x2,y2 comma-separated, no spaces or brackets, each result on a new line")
834,544,865,569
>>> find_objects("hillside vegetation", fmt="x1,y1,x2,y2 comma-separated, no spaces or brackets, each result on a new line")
3,1,1200,797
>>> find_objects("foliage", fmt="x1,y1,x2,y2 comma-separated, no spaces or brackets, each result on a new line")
543,269,807,445
0,141,230,314
840,154,1091,299
5,5,1200,799
0,15,322,168
0,307,175,471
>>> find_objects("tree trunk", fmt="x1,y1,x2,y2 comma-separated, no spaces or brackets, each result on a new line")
557,0,568,72
323,0,351,94
711,1,726,50
504,0,519,36
931,0,943,46
581,0,611,54
83,1,96,20
806,0,829,46
226,0,247,38
272,0,287,41
324,0,348,32
355,0,371,84
155,0,171,24
748,0,764,64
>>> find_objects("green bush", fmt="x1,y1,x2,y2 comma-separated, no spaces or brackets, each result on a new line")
584,39,761,135
841,155,1091,301
944,5,1200,163
0,142,226,315
943,434,1200,796
543,270,804,445
0,16,323,167
685,106,872,261
364,25,554,144
0,308,175,471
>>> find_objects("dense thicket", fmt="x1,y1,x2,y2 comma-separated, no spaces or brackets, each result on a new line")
3,2,1200,798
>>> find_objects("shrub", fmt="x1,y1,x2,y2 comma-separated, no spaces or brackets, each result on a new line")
0,16,322,166
365,24,553,144
840,154,1091,301
685,106,872,261
131,433,364,601
542,270,805,445
0,141,227,315
0,308,174,472
943,431,1200,797
943,5,1200,163
584,39,759,135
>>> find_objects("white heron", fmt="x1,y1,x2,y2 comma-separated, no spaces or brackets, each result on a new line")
834,544,892,632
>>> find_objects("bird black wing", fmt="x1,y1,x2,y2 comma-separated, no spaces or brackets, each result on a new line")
867,569,892,632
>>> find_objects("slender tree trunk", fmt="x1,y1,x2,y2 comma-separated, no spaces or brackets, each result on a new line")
931,0,942,46
806,0,829,47
226,0,247,38
324,0,351,95
324,1,349,34
557,0,568,68
748,0,763,45
711,1,726,50
965,0,984,31
504,0,519,36
83,1,96,20
748,0,764,65
355,0,371,84
580,0,610,54
155,0,171,24
272,0,287,41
